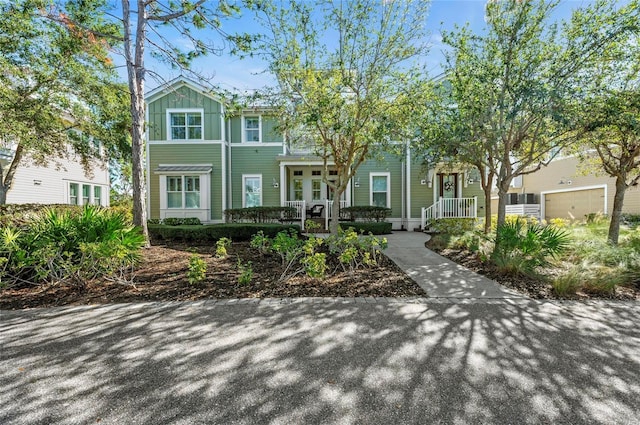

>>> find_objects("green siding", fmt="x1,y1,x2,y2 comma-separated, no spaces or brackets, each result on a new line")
262,116,283,143
229,146,283,207
229,117,242,143
409,157,435,219
353,154,404,218
149,144,223,220
148,85,223,141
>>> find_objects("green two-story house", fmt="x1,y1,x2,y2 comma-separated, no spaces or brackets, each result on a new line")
145,77,486,230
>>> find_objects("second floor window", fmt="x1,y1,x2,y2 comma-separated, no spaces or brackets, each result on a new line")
244,116,261,142
170,112,202,140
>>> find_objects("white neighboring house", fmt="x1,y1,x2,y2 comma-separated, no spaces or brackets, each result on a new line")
0,146,110,206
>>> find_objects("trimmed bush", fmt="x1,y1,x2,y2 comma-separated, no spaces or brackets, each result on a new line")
161,217,202,226
339,221,392,235
341,206,392,222
148,223,301,242
224,206,297,223
429,218,476,235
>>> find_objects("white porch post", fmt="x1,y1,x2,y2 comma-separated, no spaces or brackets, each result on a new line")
279,163,286,206
473,196,478,218
438,196,443,219
324,199,329,231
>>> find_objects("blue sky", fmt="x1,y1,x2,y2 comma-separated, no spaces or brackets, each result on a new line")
131,0,603,93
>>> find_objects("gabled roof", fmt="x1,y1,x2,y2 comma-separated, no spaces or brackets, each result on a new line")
145,76,226,105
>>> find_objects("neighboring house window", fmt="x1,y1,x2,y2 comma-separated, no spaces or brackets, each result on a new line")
370,173,390,208
69,183,79,205
312,179,322,201
312,170,321,176
243,116,261,142
243,175,262,207
293,170,303,176
93,186,102,206
293,179,303,201
169,111,203,140
166,176,201,209
82,184,91,205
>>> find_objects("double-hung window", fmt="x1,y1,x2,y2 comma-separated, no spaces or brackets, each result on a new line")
169,111,203,140
293,179,303,201
243,116,261,142
69,183,79,205
370,173,390,208
166,176,201,209
82,185,91,205
312,180,322,201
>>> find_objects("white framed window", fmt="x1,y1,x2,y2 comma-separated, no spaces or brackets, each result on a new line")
370,172,390,208
243,174,262,207
312,179,322,201
167,109,204,140
293,179,303,201
69,183,79,205
82,184,91,205
242,116,262,143
93,186,102,206
166,176,201,209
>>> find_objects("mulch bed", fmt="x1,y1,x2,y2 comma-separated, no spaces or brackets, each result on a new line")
431,243,640,301
0,242,425,310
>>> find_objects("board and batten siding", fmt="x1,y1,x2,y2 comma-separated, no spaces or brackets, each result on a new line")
147,85,223,141
6,156,109,205
229,146,282,208
148,144,223,220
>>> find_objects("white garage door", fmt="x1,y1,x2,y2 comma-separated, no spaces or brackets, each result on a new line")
545,188,605,220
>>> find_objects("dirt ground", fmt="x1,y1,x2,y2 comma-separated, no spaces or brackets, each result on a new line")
0,242,425,310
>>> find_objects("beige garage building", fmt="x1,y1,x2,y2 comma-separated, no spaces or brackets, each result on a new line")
543,186,606,221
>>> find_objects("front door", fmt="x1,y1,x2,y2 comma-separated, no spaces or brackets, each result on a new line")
438,173,458,199
438,173,458,217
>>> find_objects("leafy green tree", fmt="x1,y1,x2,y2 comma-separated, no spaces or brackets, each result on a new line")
245,0,432,233
437,0,638,230
570,22,640,244
0,0,130,205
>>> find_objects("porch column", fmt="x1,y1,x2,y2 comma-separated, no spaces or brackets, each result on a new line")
279,163,286,206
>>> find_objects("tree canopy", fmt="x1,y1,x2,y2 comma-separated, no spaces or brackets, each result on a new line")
246,0,433,233
0,0,130,204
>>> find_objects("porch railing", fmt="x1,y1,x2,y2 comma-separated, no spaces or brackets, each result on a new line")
421,196,477,230
325,199,349,230
506,204,541,219
284,200,306,230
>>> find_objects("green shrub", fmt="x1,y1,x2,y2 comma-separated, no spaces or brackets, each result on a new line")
622,213,640,227
187,254,207,285
429,218,476,235
237,258,253,284
341,206,392,222
449,231,484,253
161,217,202,226
0,205,144,287
0,204,82,227
215,237,232,258
326,227,388,273
492,219,570,276
552,268,582,297
224,206,296,223
339,221,392,235
148,223,301,242
147,218,161,225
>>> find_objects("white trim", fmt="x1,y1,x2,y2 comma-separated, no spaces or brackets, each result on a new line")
148,140,224,145
370,172,391,208
540,184,608,219
65,181,108,206
166,108,205,141
278,160,336,166
145,76,226,104
221,139,226,214
242,115,262,143
145,105,151,218
406,145,411,220
232,142,282,147
279,163,286,206
242,174,263,208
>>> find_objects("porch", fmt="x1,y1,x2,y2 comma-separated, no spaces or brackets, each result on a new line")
283,199,350,231
421,197,478,230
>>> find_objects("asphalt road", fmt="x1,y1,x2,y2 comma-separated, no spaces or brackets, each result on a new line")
1,298,639,424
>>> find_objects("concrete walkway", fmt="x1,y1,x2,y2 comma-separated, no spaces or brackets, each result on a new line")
384,232,525,299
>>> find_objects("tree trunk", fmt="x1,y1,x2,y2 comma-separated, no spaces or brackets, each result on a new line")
496,184,508,229
608,176,627,245
480,167,495,234
0,144,24,205
123,0,149,246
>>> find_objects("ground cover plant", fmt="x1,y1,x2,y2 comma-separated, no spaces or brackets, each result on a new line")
428,215,640,300
0,212,423,309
